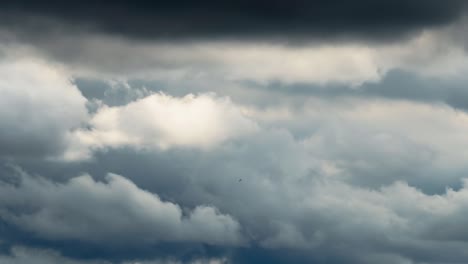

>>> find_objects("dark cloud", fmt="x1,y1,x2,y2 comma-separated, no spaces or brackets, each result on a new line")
1,0,467,41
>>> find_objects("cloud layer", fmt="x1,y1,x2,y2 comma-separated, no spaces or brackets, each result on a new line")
2,2,468,264
1,0,467,40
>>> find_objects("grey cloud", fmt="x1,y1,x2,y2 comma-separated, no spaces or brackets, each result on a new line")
0,167,244,247
10,27,465,87
74,79,152,107
74,69,468,114
0,246,109,264
12,123,468,263
252,70,468,110
2,17,466,88
0,246,228,264
3,108,468,263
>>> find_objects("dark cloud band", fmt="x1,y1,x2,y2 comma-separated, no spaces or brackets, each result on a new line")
1,0,467,41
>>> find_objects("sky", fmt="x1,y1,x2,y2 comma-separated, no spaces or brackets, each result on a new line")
1,1,468,263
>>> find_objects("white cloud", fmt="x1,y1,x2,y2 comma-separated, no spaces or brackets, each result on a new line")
0,54,88,159
71,93,257,158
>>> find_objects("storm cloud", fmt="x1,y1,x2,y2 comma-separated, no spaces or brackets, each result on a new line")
1,0,467,41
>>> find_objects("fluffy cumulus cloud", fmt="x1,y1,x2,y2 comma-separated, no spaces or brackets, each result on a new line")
0,54,88,159
3,1,468,264
0,167,243,246
72,93,257,156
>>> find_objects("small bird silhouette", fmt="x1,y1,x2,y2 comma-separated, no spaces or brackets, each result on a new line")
238,178,242,182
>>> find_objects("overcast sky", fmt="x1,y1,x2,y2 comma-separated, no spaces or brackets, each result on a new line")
1,1,468,263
